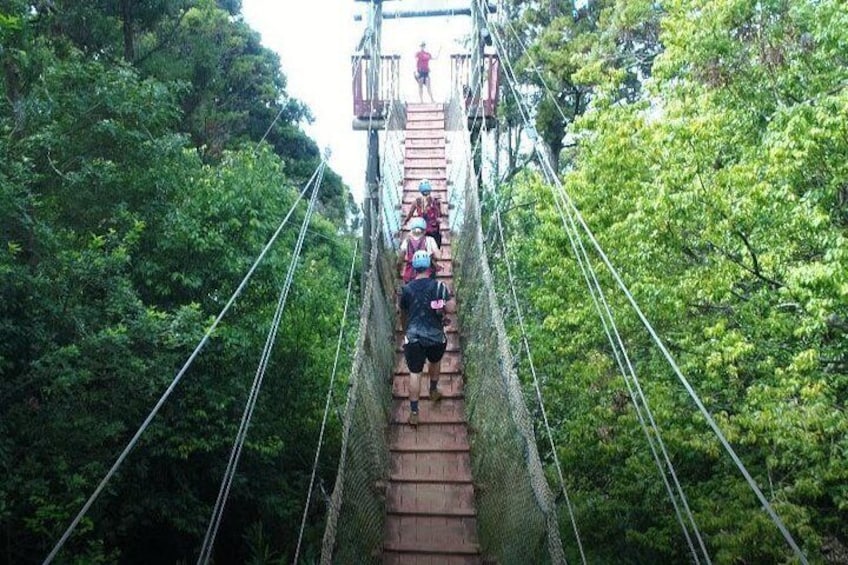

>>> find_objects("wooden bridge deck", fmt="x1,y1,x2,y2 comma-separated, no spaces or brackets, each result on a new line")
383,103,484,565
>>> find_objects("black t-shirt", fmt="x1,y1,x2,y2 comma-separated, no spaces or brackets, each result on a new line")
400,277,451,346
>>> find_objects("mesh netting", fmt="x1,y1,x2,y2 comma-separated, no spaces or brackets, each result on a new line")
319,108,405,564
446,98,567,565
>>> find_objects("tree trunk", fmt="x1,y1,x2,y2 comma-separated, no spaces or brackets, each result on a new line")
121,0,135,62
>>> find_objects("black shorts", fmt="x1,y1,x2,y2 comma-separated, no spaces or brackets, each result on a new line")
403,340,447,373
416,70,430,81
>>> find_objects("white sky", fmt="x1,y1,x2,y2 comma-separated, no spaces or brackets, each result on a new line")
241,0,473,204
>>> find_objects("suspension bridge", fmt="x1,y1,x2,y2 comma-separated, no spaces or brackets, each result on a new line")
41,1,813,564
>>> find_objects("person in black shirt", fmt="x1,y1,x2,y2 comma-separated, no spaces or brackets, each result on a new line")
399,250,452,426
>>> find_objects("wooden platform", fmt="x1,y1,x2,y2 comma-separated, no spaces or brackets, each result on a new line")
384,103,483,564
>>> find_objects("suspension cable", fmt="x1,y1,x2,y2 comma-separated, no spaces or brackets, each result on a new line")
485,9,710,560
483,2,808,561
543,136,807,564
42,164,323,565
492,207,587,564
538,151,711,564
197,163,326,564
293,240,358,564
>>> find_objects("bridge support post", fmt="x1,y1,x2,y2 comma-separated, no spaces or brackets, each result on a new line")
362,128,380,293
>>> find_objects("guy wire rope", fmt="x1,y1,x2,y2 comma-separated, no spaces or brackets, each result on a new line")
293,240,359,564
537,150,711,564
319,193,385,564
483,3,808,561
197,162,326,564
43,165,323,565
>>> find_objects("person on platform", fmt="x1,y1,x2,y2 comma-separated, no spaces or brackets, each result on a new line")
414,41,438,103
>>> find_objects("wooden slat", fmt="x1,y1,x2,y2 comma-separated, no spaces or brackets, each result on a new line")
384,515,480,554
389,451,474,483
387,483,476,516
388,423,470,452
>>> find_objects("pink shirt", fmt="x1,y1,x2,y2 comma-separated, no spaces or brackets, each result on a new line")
416,50,432,72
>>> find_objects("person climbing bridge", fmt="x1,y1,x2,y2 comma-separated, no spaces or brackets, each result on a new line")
400,250,452,426
414,41,439,103
402,178,443,248
398,216,439,284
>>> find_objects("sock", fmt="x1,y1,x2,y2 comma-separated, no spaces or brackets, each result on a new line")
429,380,438,392
410,400,419,413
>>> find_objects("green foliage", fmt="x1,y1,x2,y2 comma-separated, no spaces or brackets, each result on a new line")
489,0,848,562
0,2,358,563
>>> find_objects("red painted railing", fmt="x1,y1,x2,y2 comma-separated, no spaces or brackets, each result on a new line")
352,55,400,119
450,54,501,119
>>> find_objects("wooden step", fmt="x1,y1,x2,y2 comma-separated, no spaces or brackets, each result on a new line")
389,423,470,452
404,137,447,148
405,129,447,140
405,167,447,180
405,147,446,159
387,482,477,516
407,111,445,121
391,398,467,425
405,157,447,169
389,451,474,483
384,515,480,554
383,553,482,565
407,103,444,112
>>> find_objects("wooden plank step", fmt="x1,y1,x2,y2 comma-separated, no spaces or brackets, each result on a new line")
404,137,446,148
405,147,446,159
387,482,476,516
405,129,447,140
389,451,473,483
407,111,445,121
383,553,482,565
389,423,470,451
405,157,447,169
407,103,444,112
384,515,480,554
405,168,447,180
391,398,467,425
407,120,445,130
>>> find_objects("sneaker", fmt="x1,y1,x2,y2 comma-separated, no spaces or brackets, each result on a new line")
408,411,419,426
429,389,442,403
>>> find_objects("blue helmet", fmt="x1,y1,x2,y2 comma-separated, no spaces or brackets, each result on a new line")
411,250,431,270
409,217,426,232
418,179,432,195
